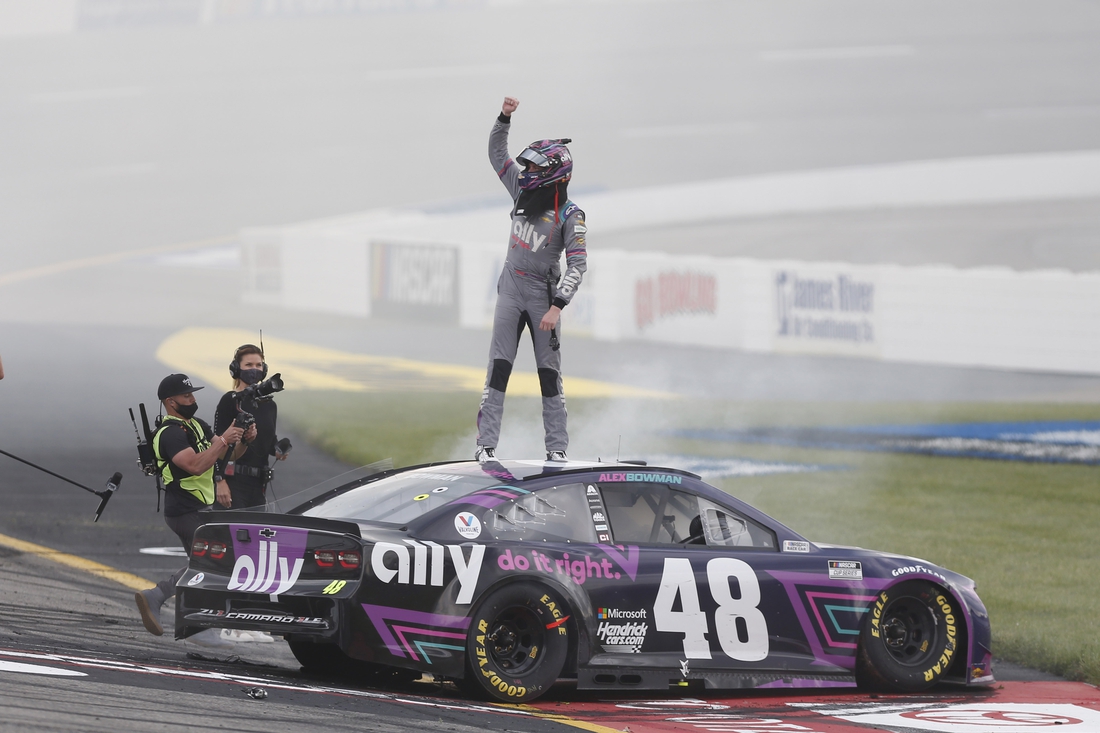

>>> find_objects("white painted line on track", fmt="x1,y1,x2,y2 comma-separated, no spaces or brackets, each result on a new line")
760,45,914,62
0,660,87,677
30,87,145,103
139,547,188,557
0,648,532,717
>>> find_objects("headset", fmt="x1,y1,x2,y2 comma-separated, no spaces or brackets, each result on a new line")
229,343,268,381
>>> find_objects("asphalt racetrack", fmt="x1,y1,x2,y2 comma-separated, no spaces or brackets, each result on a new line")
3,1,1100,731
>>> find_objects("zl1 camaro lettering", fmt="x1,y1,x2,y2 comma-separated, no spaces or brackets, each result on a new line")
654,557,770,662
371,541,485,604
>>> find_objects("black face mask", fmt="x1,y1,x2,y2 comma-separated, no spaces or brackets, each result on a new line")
174,401,198,420
239,368,264,386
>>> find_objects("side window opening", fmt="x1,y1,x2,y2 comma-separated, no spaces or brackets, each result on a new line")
599,483,699,545
486,483,596,543
697,497,777,550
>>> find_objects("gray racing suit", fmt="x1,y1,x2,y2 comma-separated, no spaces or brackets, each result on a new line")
476,115,588,452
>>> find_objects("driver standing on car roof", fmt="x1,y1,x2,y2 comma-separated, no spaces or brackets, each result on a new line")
475,96,588,464
134,373,251,640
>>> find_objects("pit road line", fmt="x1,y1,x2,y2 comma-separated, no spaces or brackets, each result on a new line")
0,532,152,590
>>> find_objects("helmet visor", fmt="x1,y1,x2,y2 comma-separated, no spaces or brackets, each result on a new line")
517,148,550,168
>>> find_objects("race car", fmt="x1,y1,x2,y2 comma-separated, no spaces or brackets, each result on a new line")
177,459,994,702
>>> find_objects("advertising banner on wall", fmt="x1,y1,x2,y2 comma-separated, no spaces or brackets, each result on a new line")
771,266,880,357
371,241,459,323
611,253,740,348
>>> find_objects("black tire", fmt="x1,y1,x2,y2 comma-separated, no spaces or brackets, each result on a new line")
856,580,960,692
288,641,419,686
463,582,570,703
289,640,353,671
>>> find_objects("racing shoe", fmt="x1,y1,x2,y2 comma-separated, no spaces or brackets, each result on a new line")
474,446,496,463
134,588,165,636
546,451,568,462
187,627,236,650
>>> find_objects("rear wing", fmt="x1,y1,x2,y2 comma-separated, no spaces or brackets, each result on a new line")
199,510,362,538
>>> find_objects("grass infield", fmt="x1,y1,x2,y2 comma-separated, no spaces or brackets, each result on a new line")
279,391,1100,685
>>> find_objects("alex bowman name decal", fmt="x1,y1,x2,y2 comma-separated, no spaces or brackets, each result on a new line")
227,525,307,595
371,542,485,604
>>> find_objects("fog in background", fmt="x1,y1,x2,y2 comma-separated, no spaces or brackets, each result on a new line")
2,0,1100,462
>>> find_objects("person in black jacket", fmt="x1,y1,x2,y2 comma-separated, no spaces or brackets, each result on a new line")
213,344,288,510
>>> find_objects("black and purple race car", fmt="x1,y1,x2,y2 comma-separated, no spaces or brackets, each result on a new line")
176,459,994,702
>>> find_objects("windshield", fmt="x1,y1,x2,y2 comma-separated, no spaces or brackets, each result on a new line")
298,466,505,525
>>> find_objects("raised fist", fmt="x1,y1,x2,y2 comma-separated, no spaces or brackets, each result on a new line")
501,96,519,116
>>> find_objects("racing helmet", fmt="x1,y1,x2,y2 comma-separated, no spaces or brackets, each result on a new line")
516,138,573,191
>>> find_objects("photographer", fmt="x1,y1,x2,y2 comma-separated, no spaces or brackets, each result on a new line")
135,373,243,636
213,344,288,510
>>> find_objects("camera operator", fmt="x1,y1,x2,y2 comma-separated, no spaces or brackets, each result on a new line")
135,373,244,637
213,344,288,510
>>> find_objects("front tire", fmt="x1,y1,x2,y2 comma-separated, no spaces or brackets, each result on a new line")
463,582,570,703
856,580,960,692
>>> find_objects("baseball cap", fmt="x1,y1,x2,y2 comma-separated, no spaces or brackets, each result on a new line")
158,373,205,400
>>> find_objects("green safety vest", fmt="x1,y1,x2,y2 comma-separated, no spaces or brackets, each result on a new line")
153,416,215,506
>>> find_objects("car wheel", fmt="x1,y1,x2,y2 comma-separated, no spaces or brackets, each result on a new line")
856,580,960,692
290,640,420,686
463,582,570,703
288,640,352,671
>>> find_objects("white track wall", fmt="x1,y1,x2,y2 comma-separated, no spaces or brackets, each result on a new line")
242,151,1100,375
243,227,1100,375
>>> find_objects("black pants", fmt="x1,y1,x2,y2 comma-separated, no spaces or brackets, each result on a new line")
153,509,208,601
227,477,267,511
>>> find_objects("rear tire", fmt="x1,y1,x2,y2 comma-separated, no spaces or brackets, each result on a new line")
288,640,418,686
463,582,570,703
856,580,960,692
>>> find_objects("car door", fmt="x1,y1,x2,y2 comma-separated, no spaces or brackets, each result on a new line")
587,479,819,674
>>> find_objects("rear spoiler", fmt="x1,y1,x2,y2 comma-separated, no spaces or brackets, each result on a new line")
199,511,362,538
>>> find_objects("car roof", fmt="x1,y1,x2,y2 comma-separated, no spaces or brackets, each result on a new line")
402,459,702,483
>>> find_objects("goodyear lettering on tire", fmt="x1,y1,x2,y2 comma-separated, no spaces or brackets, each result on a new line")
471,613,528,698
921,594,959,682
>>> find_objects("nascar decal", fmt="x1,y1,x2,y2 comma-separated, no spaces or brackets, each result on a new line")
371,541,485,604
362,604,470,662
227,525,307,595
828,560,863,580
497,544,639,584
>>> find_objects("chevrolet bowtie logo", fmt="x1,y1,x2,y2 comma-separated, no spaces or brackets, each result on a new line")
259,528,277,538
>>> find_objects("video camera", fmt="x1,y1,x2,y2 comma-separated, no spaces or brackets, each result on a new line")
236,372,284,404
